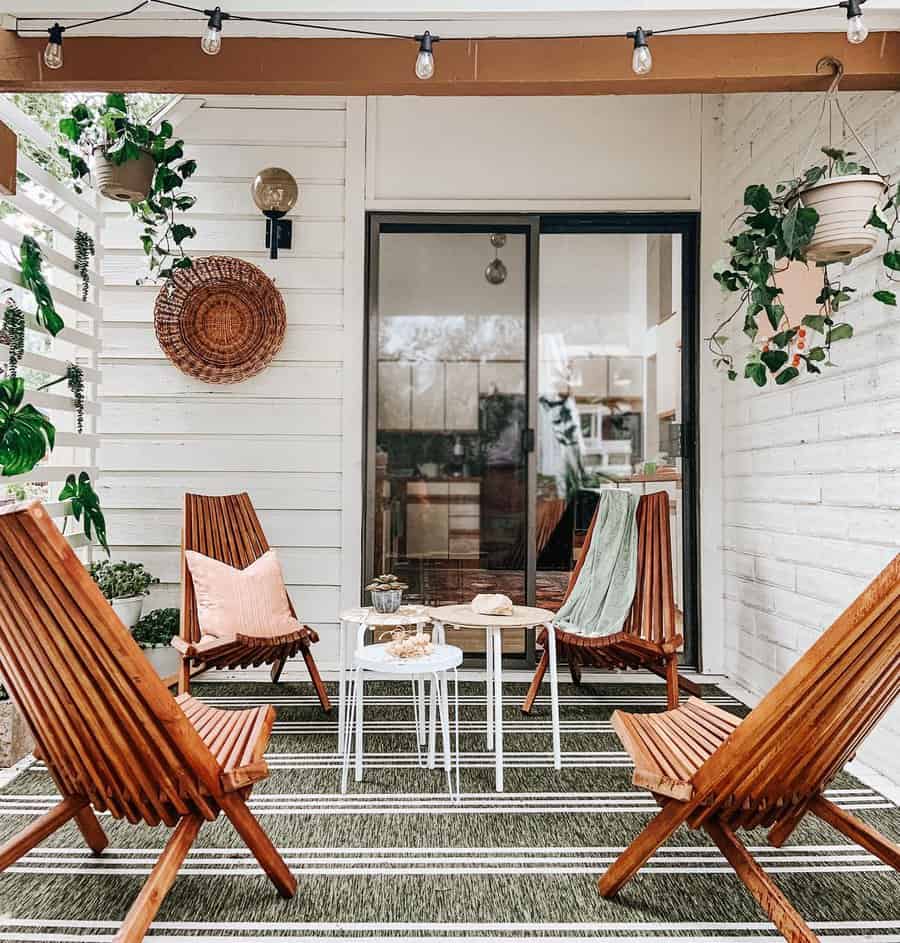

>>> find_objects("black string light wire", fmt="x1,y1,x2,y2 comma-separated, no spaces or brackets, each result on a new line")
19,0,868,79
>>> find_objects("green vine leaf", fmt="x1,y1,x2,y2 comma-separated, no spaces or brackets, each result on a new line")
0,377,55,477
807,346,827,362
761,349,789,374
802,314,827,334
827,323,854,343
775,367,800,385
59,471,109,555
744,362,767,387
874,290,897,306
884,250,900,271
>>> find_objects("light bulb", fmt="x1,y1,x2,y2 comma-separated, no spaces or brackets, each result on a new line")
846,14,868,43
628,26,653,76
415,31,437,80
201,7,225,56
43,23,64,70
632,44,652,75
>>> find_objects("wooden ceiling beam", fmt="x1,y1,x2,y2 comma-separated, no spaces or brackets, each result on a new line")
1,30,898,95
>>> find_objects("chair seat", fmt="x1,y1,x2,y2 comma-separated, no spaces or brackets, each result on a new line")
177,694,275,792
172,622,318,669
612,696,741,801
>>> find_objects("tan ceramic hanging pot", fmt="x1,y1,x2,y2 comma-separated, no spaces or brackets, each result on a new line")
798,173,889,263
91,148,156,203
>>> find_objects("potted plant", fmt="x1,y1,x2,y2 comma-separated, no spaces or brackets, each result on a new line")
365,573,408,614
132,607,181,676
0,682,34,768
58,93,198,281
710,146,898,388
88,560,159,630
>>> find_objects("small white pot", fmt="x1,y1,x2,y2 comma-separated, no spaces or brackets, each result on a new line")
111,595,145,630
798,174,888,263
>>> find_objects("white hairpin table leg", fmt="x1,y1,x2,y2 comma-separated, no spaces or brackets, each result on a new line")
337,619,347,755
545,622,562,771
427,672,438,770
354,665,364,783
484,626,495,751
491,625,504,792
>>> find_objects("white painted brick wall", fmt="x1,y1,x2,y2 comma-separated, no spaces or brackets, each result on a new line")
715,91,900,782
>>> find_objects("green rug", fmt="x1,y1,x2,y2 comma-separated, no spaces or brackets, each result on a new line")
0,680,897,941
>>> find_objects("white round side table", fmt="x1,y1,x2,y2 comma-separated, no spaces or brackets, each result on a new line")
337,606,431,753
340,642,462,798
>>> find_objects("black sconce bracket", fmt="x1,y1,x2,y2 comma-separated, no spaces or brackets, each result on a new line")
264,212,293,259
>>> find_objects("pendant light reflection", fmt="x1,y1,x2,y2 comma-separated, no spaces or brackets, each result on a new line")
43,23,65,70
628,27,653,75
201,6,227,56
485,232,508,286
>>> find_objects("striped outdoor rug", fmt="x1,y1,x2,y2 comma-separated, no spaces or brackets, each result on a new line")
0,680,897,942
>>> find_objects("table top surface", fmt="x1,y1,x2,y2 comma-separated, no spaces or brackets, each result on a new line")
340,605,430,626
353,642,463,674
428,604,554,629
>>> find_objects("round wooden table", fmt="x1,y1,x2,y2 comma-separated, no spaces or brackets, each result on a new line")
427,604,561,792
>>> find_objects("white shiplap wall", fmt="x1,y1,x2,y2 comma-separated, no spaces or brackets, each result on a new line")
98,95,365,668
716,90,900,780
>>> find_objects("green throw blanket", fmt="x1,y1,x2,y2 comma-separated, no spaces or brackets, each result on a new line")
554,489,640,637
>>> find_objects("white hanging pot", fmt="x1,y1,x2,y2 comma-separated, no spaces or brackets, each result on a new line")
91,148,156,203
798,174,888,263
111,595,145,630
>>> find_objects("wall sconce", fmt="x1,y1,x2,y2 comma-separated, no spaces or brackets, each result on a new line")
250,167,298,259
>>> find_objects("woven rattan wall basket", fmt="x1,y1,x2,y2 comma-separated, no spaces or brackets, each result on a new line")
154,256,286,384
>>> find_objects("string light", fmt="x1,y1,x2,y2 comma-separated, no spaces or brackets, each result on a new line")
43,22,64,70
840,0,868,43
201,6,227,55
18,0,876,82
627,27,653,76
415,31,437,80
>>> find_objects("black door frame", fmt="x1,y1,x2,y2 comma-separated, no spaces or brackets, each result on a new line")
364,211,701,669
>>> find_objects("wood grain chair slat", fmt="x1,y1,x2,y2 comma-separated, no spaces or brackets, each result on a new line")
522,491,699,713
0,501,297,942
177,492,331,711
599,553,900,943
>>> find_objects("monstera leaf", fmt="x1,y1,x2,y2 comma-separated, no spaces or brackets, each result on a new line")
59,471,109,555
20,236,64,337
0,378,55,477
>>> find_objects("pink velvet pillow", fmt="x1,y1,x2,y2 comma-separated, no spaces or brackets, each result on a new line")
184,549,296,639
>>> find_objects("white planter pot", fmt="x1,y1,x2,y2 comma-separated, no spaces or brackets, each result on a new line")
0,700,34,768
91,149,155,203
798,174,888,263
111,595,144,630
141,645,180,679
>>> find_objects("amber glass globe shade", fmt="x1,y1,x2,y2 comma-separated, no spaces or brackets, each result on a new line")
250,167,298,215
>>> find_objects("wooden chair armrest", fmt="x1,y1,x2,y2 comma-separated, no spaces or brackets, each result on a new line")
170,636,197,657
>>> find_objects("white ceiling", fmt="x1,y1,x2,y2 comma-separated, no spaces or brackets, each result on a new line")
6,0,900,39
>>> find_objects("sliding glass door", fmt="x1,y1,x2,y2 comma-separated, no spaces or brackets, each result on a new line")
366,214,700,667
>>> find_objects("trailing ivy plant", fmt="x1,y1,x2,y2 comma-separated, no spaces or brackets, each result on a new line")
710,147,898,388
20,236,64,337
1,298,25,380
73,229,95,303
0,377,55,477
59,471,109,555
58,93,198,282
39,364,85,434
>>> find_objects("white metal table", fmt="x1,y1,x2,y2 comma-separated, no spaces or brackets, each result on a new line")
337,605,431,753
428,604,561,792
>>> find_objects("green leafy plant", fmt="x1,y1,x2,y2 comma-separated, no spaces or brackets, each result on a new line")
20,236,64,337
0,377,55,477
1,298,25,380
58,93,198,281
710,147,897,387
73,229,95,303
87,559,158,600
132,607,180,649
38,363,85,434
59,471,109,555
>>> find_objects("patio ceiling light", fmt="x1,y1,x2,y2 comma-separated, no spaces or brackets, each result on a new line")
251,167,298,260
42,22,64,70
415,31,438,80
201,6,228,56
627,27,653,76
841,0,869,43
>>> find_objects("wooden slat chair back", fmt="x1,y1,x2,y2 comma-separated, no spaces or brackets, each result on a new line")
0,501,297,941
523,490,699,712
178,493,331,711
599,553,900,943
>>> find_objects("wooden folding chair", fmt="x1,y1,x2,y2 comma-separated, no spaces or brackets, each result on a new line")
600,553,900,943
175,492,331,712
0,501,296,942
523,491,700,713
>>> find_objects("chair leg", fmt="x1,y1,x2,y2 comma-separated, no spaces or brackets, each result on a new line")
75,806,108,855
270,655,287,684
704,818,819,943
220,794,297,899
665,653,679,710
521,649,548,714
113,814,203,943
177,657,191,696
0,796,86,871
598,799,692,898
569,650,583,686
300,641,332,713
810,795,900,869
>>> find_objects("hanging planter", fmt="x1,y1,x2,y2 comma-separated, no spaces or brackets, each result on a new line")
91,147,156,203
709,60,898,388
